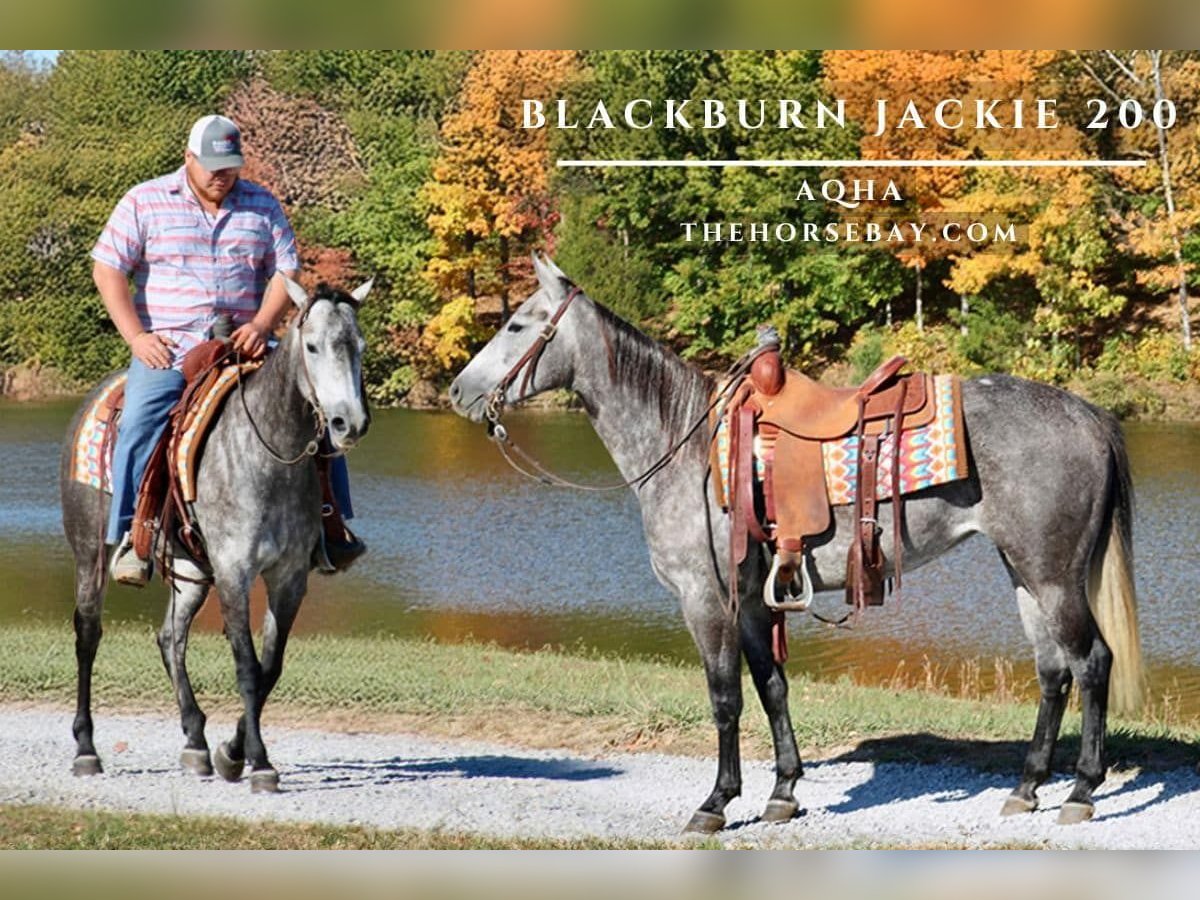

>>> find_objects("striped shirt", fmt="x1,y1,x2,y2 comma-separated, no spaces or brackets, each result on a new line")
91,166,300,367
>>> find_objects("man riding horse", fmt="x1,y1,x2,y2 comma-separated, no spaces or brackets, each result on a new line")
92,114,364,585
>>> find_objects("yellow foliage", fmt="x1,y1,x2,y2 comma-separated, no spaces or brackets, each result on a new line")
419,296,486,373
881,322,969,373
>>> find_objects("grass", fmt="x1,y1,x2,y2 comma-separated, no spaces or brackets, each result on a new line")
0,803,693,850
3,622,1197,768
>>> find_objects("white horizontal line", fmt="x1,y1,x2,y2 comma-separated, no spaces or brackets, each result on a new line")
557,159,1146,168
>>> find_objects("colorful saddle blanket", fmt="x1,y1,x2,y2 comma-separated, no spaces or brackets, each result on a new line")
710,374,964,513
71,360,263,502
713,373,968,509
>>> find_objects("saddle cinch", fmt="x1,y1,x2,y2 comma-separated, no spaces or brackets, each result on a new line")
714,328,968,624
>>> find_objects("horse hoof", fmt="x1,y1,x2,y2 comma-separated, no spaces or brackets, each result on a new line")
250,768,280,794
761,799,799,823
213,742,245,782
72,755,102,777
180,748,213,777
1057,801,1094,825
683,810,725,834
1000,795,1038,816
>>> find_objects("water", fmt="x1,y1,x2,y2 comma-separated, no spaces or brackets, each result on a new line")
2,398,1199,711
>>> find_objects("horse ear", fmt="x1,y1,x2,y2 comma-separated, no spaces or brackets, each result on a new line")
531,252,560,295
544,255,570,283
281,274,309,309
350,278,374,304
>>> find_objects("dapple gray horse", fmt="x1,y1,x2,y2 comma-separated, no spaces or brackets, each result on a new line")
60,277,371,791
450,255,1144,831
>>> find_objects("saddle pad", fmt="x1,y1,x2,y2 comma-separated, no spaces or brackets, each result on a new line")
174,361,262,503
714,373,968,508
72,375,127,493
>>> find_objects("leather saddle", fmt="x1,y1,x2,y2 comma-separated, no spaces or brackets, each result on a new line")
100,339,244,564
720,329,941,621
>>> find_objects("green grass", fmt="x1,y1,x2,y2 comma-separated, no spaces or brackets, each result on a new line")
2,621,1196,768
0,803,696,849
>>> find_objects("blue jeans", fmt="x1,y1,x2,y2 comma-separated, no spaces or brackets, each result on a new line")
106,359,354,545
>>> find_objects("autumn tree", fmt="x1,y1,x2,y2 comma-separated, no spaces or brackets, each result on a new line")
824,51,978,331
424,50,579,326
1074,50,1200,351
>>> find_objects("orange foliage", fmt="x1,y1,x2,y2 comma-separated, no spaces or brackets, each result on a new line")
424,50,579,304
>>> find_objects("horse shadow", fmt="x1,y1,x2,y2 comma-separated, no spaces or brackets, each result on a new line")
285,753,622,792
815,732,1200,821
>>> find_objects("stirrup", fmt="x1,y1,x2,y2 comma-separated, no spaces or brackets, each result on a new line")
763,552,813,612
109,534,152,588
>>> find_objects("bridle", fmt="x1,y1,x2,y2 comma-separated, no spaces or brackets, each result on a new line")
239,295,361,466
482,285,751,492
484,286,583,425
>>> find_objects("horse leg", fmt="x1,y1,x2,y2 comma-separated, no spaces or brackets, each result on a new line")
222,566,307,793
210,574,273,791
1060,610,1112,824
739,586,802,823
71,563,105,776
157,579,213,776
1002,585,1072,816
681,588,743,834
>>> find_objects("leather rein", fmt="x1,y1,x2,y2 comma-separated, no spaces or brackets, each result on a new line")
238,296,359,466
483,287,751,492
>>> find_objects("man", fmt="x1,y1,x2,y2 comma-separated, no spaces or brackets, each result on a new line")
93,114,362,586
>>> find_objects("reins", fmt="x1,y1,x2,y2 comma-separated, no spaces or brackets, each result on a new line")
483,287,754,493
237,297,354,466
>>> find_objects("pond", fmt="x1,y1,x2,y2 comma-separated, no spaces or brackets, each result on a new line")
2,398,1198,711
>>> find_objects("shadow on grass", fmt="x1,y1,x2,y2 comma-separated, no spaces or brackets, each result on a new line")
820,731,1200,820
287,753,622,791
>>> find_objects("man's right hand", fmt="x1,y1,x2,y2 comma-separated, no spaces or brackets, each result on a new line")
130,332,176,369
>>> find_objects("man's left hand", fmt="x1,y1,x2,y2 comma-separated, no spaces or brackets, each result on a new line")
230,321,271,358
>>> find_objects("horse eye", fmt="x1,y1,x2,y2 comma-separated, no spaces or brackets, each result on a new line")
507,322,524,333
305,342,318,353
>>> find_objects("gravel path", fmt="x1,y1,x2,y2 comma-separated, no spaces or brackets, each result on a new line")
2,707,1198,848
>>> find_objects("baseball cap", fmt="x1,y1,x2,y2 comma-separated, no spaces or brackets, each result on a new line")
187,115,245,171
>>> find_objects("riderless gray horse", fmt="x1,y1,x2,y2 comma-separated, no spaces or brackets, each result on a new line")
450,254,1143,831
60,277,371,791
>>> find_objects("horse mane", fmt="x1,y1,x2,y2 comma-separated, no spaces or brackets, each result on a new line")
588,297,714,438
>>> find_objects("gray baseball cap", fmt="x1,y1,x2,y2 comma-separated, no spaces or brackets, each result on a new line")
187,115,245,171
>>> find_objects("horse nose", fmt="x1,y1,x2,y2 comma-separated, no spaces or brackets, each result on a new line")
449,381,462,403
330,416,350,437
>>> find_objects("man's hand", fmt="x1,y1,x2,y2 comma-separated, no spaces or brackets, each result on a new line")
131,332,176,369
230,321,271,358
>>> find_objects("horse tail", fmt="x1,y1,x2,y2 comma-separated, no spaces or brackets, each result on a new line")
1087,418,1145,717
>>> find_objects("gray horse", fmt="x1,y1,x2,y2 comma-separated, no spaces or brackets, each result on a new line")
450,254,1144,831
60,277,372,791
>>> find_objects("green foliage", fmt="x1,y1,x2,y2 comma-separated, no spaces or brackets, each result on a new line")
957,295,1030,373
0,53,46,148
846,327,886,383
1096,332,1198,383
1073,372,1167,420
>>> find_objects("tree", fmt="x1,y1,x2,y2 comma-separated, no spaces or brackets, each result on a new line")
1074,50,1200,351
424,50,579,323
824,51,979,331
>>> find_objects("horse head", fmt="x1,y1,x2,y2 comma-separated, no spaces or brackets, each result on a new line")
450,253,580,422
281,276,372,451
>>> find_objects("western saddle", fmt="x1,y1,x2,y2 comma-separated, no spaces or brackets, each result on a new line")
97,339,353,576
717,327,940,644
